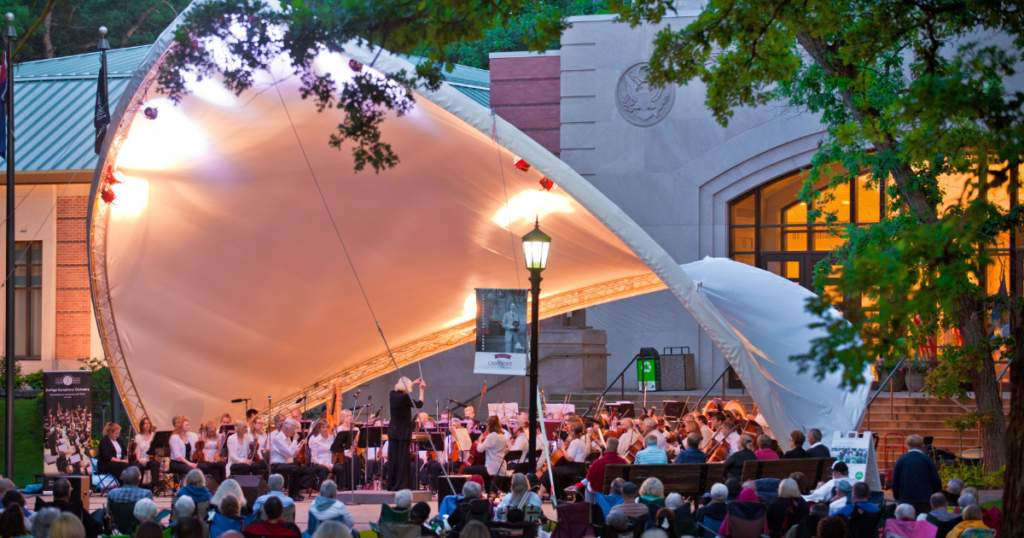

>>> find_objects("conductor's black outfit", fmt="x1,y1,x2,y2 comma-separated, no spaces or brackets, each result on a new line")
98,436,130,480
386,390,422,491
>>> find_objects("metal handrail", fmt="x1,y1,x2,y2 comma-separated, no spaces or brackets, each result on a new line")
599,352,643,404
694,366,732,414
997,360,1012,383
866,356,908,409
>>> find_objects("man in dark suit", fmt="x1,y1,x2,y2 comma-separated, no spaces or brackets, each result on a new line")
806,429,831,459
891,434,942,514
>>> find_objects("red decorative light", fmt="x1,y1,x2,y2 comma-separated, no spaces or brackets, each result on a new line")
100,188,116,204
513,155,530,172
539,176,554,191
349,59,363,72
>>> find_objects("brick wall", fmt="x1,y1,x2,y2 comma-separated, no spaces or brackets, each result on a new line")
489,53,561,156
56,196,91,360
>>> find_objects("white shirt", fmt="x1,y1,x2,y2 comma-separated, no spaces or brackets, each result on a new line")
478,432,508,476
652,429,667,452
270,431,300,464
169,432,198,461
617,429,639,457
699,425,714,449
113,440,122,460
725,432,741,455
310,434,335,466
135,434,152,461
203,438,219,461
227,433,254,465
805,476,854,503
565,438,588,463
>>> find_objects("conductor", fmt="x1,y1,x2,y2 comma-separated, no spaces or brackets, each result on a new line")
387,376,424,491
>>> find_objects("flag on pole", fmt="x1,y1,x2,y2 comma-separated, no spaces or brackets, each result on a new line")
0,52,8,160
94,56,109,155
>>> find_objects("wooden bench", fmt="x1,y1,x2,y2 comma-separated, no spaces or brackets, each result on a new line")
739,458,836,492
601,463,724,498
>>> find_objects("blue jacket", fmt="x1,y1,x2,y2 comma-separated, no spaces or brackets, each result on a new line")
891,450,941,505
674,447,707,465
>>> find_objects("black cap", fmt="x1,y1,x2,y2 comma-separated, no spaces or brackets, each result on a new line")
832,461,849,474
411,502,431,521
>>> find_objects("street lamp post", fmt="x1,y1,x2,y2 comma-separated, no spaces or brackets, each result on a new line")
522,218,550,474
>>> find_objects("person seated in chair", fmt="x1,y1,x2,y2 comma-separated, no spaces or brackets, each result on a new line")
134,499,162,527
694,483,729,530
831,482,878,518
805,430,831,459
107,466,153,513
674,433,707,465
609,482,650,519
177,470,213,507
253,474,296,515
243,497,301,538
946,506,990,538
448,482,491,531
209,494,246,538
782,431,809,460
45,478,104,538
410,502,439,538
308,480,355,533
633,436,668,465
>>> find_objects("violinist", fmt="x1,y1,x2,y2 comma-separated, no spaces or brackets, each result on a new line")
270,418,316,501
721,420,742,455
334,409,362,490
98,422,130,480
200,421,227,482
168,415,199,475
309,420,346,487
614,418,640,458
130,417,162,491
226,419,256,476
508,419,543,464
460,415,507,493
643,418,667,451
541,422,588,501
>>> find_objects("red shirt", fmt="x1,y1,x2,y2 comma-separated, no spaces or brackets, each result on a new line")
755,448,780,460
586,451,628,490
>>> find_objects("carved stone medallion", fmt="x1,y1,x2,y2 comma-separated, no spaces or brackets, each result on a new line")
616,62,675,127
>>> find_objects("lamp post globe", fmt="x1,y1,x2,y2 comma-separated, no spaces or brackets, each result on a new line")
522,218,550,473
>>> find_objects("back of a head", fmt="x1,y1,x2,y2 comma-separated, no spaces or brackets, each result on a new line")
321,480,338,499
0,502,27,538
607,438,620,453
121,465,142,487
640,477,664,499
947,478,964,494
0,479,13,498
961,505,983,521
411,502,431,524
53,478,72,500
665,493,683,510
646,435,658,447
510,474,528,496
808,429,822,444
686,432,702,449
264,495,284,520
611,478,625,496
312,521,352,538
725,478,741,498
1,491,23,510
852,481,869,501
185,469,206,487
790,430,806,447
958,494,977,509
894,504,916,521
809,504,830,518
268,474,285,492
930,492,948,510
710,483,728,502
135,521,164,538
395,489,412,510
621,482,639,499
31,508,60,538
905,435,924,450
175,495,196,519
461,520,491,538
789,472,807,491
778,478,801,500
607,512,628,531
462,481,482,499
817,516,847,538
220,494,241,518
50,513,86,538
963,487,979,499
640,530,669,538
135,498,159,522
177,517,204,538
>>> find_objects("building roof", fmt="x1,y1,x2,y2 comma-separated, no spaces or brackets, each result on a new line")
5,46,489,173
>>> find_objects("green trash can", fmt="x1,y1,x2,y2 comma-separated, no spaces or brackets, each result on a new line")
636,347,661,391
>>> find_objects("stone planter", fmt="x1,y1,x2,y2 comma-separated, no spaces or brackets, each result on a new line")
906,372,927,393
878,370,906,392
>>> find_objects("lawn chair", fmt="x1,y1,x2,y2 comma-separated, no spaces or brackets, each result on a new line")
845,505,883,538
552,502,599,538
107,500,140,535
723,501,767,538
881,519,936,538
371,503,418,538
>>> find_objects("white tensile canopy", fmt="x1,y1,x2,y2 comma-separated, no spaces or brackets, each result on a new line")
91,2,869,446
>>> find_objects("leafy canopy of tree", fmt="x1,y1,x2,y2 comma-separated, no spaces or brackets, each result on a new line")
2,0,190,61
609,0,1024,529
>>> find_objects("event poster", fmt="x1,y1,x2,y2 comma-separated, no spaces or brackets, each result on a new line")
43,371,93,477
474,288,528,376
832,430,881,491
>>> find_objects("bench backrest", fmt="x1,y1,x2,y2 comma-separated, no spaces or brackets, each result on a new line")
739,458,836,492
601,464,724,497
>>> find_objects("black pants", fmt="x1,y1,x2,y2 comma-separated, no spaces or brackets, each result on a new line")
542,462,584,500
98,461,129,483
168,460,195,477
198,460,226,483
271,463,316,496
131,459,162,488
386,440,413,491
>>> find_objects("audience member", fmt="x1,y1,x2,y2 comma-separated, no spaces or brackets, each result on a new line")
253,474,295,514
958,494,977,511
312,521,352,538
891,435,941,514
607,512,629,533
832,482,879,518
767,479,809,536
639,478,665,505
806,430,831,459
47,478,103,538
665,493,690,519
108,466,152,512
783,432,808,459
178,470,213,505
674,433,707,465
174,495,196,520
28,508,59,538
410,502,439,538
817,516,847,538
639,531,668,538
244,497,301,538
754,435,779,460
176,517,205,538
0,503,27,538
894,504,917,521
460,520,491,538
946,506,989,538
917,493,959,523
580,438,628,500
722,435,757,481
497,474,541,520
725,479,742,500
785,504,830,538
49,513,86,538
210,494,246,538
944,479,964,505
788,472,808,492
695,484,729,527
962,487,979,501
212,478,247,513
0,482,12,501
134,498,160,524
308,480,355,532
135,521,165,538
634,436,668,465
807,462,853,503
718,489,768,538
610,482,649,518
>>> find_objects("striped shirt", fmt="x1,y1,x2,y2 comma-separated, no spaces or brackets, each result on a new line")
632,446,668,465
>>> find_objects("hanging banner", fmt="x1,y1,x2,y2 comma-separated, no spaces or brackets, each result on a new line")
43,370,93,477
832,431,881,491
474,288,528,375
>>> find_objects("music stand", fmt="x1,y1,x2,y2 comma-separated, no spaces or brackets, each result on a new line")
332,432,357,494
607,402,635,418
662,401,688,419
359,427,384,489
544,421,561,441
148,431,172,457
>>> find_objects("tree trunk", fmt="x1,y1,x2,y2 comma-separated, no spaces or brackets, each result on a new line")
952,294,1006,472
42,10,53,59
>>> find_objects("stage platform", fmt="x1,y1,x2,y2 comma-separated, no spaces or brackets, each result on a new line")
337,489,434,505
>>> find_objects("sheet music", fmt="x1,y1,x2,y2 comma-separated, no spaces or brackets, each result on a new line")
453,428,472,451
487,403,519,419
69,454,82,464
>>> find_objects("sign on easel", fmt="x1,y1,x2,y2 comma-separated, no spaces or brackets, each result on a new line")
832,431,881,491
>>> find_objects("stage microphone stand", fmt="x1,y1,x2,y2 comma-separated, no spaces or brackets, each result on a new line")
349,391,360,500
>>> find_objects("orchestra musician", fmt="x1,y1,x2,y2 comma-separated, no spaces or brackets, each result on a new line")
226,420,258,477
463,406,478,431
461,415,507,493
130,417,163,491
309,420,347,488
386,376,425,491
541,422,588,501
200,421,228,482
168,415,200,476
334,409,362,490
509,419,544,464
98,422,130,481
614,418,640,458
270,418,317,501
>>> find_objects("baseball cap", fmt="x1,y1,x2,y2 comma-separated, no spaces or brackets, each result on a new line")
836,480,853,493
832,461,849,474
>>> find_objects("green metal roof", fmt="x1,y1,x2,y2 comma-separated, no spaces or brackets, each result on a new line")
6,46,489,173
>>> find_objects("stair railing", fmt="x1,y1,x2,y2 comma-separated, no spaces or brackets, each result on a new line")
865,356,908,430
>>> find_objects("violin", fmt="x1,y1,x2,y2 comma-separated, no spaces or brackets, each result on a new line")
250,435,263,463
193,438,206,463
127,437,138,465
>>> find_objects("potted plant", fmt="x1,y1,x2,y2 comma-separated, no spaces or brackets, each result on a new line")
906,359,934,393
874,357,906,392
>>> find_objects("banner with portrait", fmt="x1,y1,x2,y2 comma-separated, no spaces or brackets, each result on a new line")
43,371,93,477
473,288,528,375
